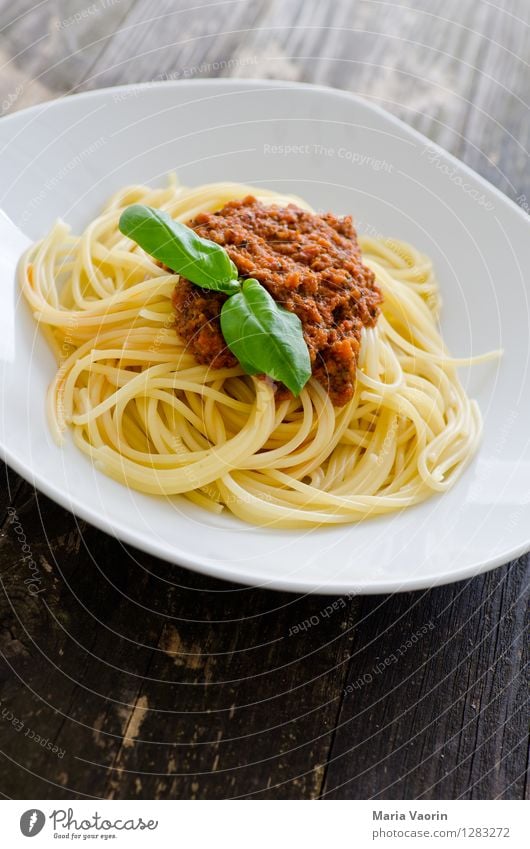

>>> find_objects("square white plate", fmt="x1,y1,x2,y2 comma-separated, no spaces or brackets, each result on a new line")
1,79,528,594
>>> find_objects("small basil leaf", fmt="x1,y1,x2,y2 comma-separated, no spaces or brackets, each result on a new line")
119,204,240,294
220,279,312,396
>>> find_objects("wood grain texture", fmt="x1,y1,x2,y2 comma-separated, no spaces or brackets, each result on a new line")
0,0,135,111
0,0,528,800
322,560,529,799
0,488,358,798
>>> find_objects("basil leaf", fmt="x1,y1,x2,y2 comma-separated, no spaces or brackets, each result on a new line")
119,204,239,294
220,279,311,396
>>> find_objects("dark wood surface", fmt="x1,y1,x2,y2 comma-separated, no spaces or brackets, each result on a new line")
0,0,528,800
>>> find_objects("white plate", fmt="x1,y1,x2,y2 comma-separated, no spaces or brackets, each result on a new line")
0,79,528,594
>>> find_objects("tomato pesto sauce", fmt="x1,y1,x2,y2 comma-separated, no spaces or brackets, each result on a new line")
171,197,382,406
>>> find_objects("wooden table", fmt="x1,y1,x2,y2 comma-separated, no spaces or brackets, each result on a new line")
0,0,528,800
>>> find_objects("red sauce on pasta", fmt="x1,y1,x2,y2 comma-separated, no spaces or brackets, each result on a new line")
172,197,381,406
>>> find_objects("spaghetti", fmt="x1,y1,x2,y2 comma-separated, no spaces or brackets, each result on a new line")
19,178,494,527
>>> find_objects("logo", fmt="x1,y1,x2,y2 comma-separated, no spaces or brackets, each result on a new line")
20,810,45,837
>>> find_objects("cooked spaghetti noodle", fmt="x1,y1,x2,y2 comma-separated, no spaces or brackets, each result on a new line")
19,178,494,527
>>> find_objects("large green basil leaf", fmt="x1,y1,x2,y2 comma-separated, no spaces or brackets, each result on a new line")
220,279,311,396
119,204,239,294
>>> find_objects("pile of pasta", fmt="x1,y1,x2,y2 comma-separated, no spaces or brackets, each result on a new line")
20,178,493,527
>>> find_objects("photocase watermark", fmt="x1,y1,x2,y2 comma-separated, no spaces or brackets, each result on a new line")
263,143,393,172
55,313,80,432
20,806,158,837
493,407,518,455
1,702,65,759
376,416,399,467
146,290,180,357
20,135,107,226
501,482,530,536
20,809,46,837
468,407,518,506
1,82,24,116
516,193,530,215
112,57,259,102
55,0,123,30
50,807,158,833
7,507,45,597
343,620,435,695
288,593,355,636
420,144,495,211
167,432,279,505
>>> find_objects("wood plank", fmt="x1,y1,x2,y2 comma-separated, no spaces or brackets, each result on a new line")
456,0,530,199
322,560,529,798
0,0,136,112
78,0,271,91
0,489,359,798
